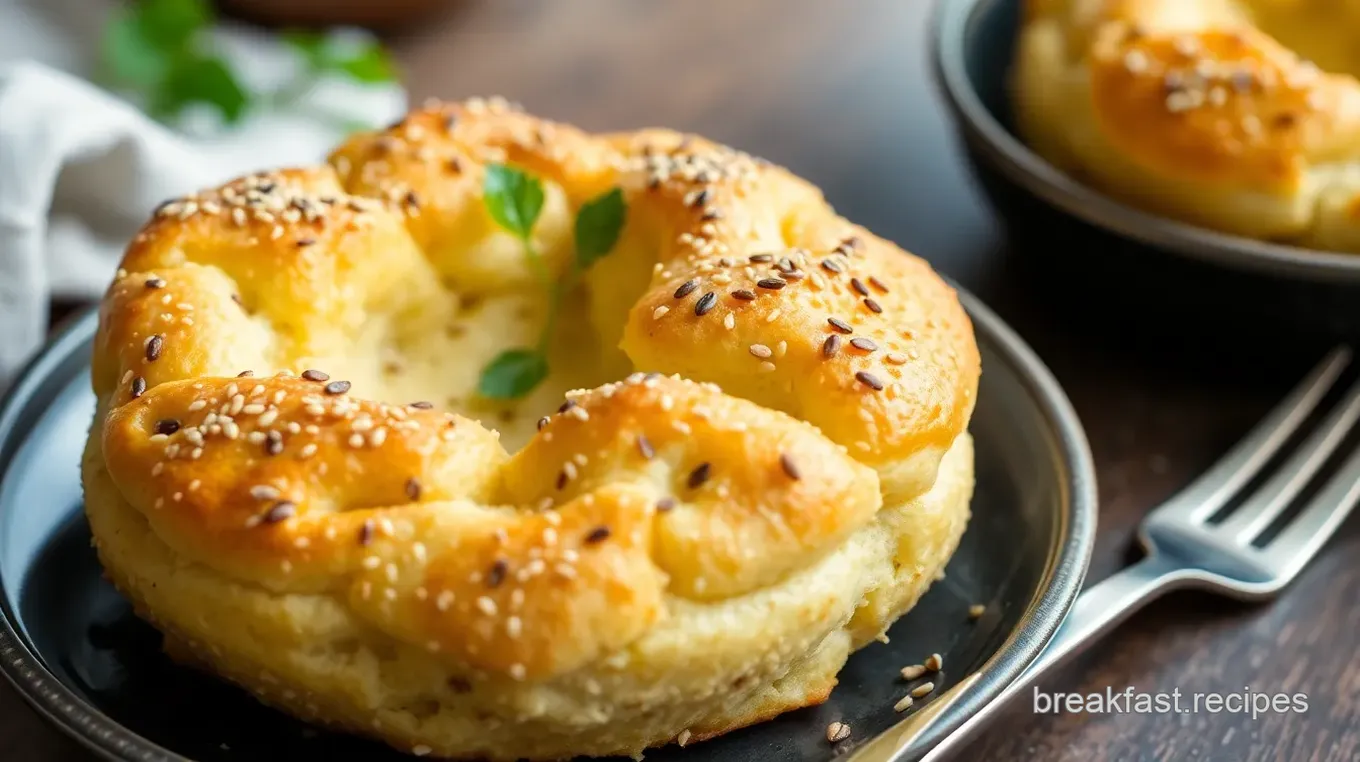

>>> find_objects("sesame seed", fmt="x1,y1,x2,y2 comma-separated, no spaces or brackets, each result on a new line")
731,289,757,301
678,730,692,747
262,501,296,524
265,430,284,455
410,401,434,409
486,559,508,588
324,380,351,395
656,497,677,512
756,278,786,290
864,298,883,314
144,277,166,289
155,419,181,435
723,313,736,330
412,745,432,757
925,653,943,671
822,335,841,358
969,604,986,619
749,253,774,263
855,371,885,390
144,334,164,362
749,343,773,359
301,369,329,382
250,485,280,501
674,279,700,299
850,277,870,296
687,462,711,489
476,596,497,616
637,434,655,459
911,682,936,698
826,722,851,743
405,478,421,501
653,305,670,319
537,416,550,431
894,695,914,712
585,526,611,544
131,376,147,398
850,337,878,352
900,664,926,680
780,453,801,480
827,317,853,334
694,291,718,316
821,258,843,274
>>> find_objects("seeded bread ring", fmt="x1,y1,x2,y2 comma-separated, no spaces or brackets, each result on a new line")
83,98,979,760
1014,0,1360,251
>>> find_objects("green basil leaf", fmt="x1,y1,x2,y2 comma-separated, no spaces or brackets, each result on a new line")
479,349,549,399
282,31,329,71
483,164,545,240
334,43,397,84
103,11,169,88
154,55,249,123
134,0,211,50
574,187,627,269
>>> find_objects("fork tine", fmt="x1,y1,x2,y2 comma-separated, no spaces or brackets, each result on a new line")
1170,347,1352,522
1218,374,1360,544
1260,443,1360,582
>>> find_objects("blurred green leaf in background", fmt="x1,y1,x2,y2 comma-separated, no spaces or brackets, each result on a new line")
102,0,398,129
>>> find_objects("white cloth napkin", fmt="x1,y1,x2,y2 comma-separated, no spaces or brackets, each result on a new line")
0,3,407,385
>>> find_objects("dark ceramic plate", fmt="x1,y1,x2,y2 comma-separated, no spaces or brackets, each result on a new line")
933,0,1360,340
0,292,1095,762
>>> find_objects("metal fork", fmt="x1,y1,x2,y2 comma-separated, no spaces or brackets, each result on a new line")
851,346,1360,762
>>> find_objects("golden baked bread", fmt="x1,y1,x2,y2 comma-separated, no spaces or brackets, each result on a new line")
1014,0,1360,251
82,98,980,760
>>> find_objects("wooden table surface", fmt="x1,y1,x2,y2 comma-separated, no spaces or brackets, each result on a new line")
4,1,1357,760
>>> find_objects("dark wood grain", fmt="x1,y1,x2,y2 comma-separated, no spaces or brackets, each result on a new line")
7,1,1358,760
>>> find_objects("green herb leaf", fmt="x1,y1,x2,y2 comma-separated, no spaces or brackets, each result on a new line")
334,43,397,83
133,0,211,49
283,31,330,70
483,164,545,240
154,55,249,123
285,32,397,84
103,11,169,89
479,349,550,399
574,187,627,270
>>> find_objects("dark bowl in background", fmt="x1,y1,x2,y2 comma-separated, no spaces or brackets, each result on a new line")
216,0,458,31
931,0,1360,354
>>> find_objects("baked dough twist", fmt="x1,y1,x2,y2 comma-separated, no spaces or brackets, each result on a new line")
83,98,979,759
1015,0,1360,251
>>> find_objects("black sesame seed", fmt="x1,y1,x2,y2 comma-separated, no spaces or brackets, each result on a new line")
556,469,570,490
695,291,718,316
674,279,701,299
864,298,883,314
749,254,774,264
637,434,656,460
731,289,757,301
155,419,181,436
783,270,805,280
446,157,463,173
855,371,885,391
701,208,723,221
851,278,870,297
324,380,351,395
296,237,317,247
585,526,612,544
145,334,164,362
843,236,863,251
405,478,422,502
262,501,296,524
486,559,508,588
780,453,802,481
690,189,710,208
404,190,420,208
821,259,843,274
776,258,796,274
868,276,889,293
131,376,146,398
822,335,841,358
559,399,577,414
656,497,677,512
687,462,712,489
237,370,254,377
537,416,550,431
410,401,434,409
756,278,786,290
358,519,375,546
145,277,166,289
850,337,878,352
265,431,284,456
231,293,244,306
301,369,330,382
827,317,853,334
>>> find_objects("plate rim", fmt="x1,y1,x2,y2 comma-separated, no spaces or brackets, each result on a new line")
930,0,1360,285
0,296,1096,762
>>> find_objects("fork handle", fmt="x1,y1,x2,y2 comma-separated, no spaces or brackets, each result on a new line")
848,553,1192,762
912,554,1193,761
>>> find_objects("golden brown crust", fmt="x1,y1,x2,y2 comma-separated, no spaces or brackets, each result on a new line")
85,98,978,760
1015,0,1360,248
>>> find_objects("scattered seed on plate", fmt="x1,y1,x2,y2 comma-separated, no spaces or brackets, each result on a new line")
826,722,851,743
911,682,936,698
969,604,986,620
925,653,943,672
901,664,927,680
894,695,914,712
